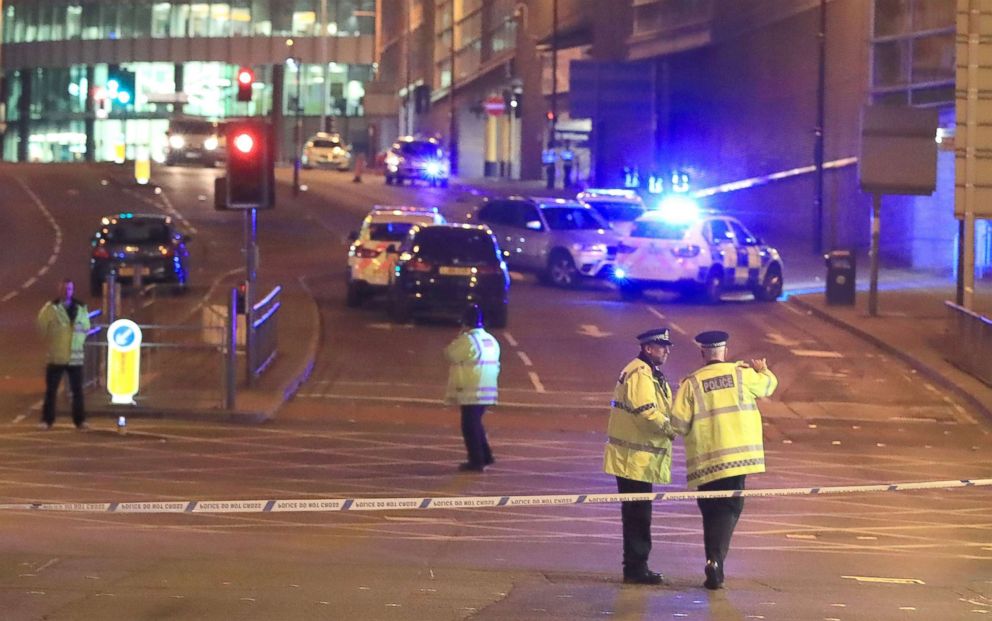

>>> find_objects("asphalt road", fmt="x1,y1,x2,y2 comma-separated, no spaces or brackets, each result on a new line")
0,164,990,620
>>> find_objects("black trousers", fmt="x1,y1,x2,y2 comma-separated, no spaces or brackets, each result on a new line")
460,404,492,466
696,474,746,569
616,476,653,573
42,364,86,426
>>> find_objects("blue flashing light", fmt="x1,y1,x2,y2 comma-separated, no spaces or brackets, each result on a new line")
656,194,699,224
425,161,444,177
613,267,627,280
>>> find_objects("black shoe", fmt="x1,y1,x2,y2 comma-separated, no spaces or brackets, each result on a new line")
623,569,665,585
484,456,495,466
703,560,724,590
458,462,486,472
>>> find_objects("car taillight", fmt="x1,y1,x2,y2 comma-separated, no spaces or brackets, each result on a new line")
92,247,110,259
355,246,381,259
407,258,434,272
617,243,637,254
671,244,701,258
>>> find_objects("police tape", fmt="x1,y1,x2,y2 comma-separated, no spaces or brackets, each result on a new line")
0,478,989,515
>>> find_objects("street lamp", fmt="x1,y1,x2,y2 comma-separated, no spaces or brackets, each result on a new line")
287,56,303,197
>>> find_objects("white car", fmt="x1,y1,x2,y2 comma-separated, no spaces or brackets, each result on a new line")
302,132,352,170
346,206,446,306
576,189,646,236
613,207,784,303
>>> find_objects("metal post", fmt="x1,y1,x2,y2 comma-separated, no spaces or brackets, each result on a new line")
225,286,237,410
106,271,118,323
550,0,558,149
448,4,458,176
960,0,979,311
405,0,413,134
963,211,976,309
814,0,826,253
868,193,881,317
291,58,303,197
320,0,328,133
244,208,257,385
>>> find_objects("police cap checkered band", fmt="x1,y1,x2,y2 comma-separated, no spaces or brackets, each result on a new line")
637,328,672,346
694,330,729,348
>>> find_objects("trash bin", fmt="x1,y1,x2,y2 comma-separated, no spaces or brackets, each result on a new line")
824,249,856,305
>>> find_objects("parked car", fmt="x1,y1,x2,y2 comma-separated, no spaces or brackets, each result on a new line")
576,188,646,236
346,205,446,307
388,224,510,327
613,208,784,303
89,213,191,297
474,196,618,287
384,137,450,187
164,117,225,167
302,132,352,170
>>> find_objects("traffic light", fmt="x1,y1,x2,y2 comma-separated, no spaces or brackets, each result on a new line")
236,67,254,102
107,65,135,108
224,120,274,209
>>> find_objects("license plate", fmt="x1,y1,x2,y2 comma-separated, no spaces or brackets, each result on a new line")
439,266,474,276
185,152,199,158
117,266,150,277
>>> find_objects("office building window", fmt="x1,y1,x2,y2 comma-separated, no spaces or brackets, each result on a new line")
152,3,171,37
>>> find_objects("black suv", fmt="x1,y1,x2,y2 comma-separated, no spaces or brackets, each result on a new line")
388,224,510,327
89,214,191,296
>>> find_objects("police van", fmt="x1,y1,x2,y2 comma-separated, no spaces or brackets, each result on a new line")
346,205,446,307
612,200,784,303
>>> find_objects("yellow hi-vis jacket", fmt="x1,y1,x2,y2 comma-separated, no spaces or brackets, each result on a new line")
603,357,677,484
671,361,778,488
36,299,90,366
444,328,501,406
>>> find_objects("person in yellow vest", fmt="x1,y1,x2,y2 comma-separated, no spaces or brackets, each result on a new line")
445,304,501,472
603,328,679,585
36,278,91,431
671,330,778,590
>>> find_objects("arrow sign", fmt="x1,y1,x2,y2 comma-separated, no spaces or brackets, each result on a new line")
578,324,613,338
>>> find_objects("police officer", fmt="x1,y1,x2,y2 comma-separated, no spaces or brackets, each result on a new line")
445,304,501,472
604,328,679,585
36,278,91,431
671,330,778,590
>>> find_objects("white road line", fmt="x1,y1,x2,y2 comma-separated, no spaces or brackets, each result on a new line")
9,177,62,301
22,277,37,289
791,349,843,358
783,303,807,317
668,321,687,335
647,307,666,321
2,292,17,302
516,351,533,367
12,414,27,424
527,372,546,393
37,265,50,277
503,331,519,347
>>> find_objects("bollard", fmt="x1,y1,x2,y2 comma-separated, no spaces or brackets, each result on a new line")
117,415,127,435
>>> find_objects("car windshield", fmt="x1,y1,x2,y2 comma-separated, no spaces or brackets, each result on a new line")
399,142,442,158
106,221,172,244
631,220,692,240
170,121,215,135
587,201,644,222
312,139,340,148
369,222,415,241
415,229,499,264
541,207,606,230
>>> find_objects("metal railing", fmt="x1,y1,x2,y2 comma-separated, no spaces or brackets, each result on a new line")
945,301,992,386
249,285,281,378
82,309,104,390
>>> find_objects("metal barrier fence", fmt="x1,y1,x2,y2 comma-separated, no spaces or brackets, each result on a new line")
249,285,281,379
82,309,104,390
945,301,992,386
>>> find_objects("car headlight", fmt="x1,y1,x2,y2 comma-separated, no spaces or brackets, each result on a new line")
573,242,608,254
425,161,444,176
385,153,400,167
204,137,218,151
169,135,185,149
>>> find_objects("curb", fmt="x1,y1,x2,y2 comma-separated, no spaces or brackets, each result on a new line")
788,296,992,425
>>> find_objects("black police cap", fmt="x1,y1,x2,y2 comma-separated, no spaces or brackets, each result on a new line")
694,330,729,348
637,328,673,346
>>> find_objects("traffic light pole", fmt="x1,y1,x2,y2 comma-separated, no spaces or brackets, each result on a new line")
244,208,258,385
292,59,303,197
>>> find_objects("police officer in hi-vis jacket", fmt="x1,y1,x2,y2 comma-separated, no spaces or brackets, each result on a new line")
672,330,778,590
603,328,679,585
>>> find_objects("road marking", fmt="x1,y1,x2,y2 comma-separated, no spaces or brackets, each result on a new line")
517,351,533,367
528,371,546,393
577,324,612,338
2,292,17,302
767,332,802,348
841,576,925,585
509,271,525,282
646,308,687,334
647,308,665,320
35,558,60,573
503,332,519,347
297,393,598,409
668,322,687,335
786,533,817,539
782,303,807,317
791,349,843,358
22,277,37,289
5,177,63,303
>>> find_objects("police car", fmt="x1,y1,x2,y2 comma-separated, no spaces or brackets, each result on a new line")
612,198,784,303
576,189,646,236
346,205,446,307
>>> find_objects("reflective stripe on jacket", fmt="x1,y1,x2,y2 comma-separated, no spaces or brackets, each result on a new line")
444,328,501,405
603,357,676,484
671,361,778,488
36,299,90,366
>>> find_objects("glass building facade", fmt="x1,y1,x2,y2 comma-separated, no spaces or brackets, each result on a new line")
1,0,376,162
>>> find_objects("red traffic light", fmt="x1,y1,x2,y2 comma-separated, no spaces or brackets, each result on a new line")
233,132,255,155
236,66,254,102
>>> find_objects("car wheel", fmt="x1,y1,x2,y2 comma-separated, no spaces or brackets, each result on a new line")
345,282,363,308
487,303,508,329
703,267,724,304
753,265,783,302
546,251,578,288
619,281,642,301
